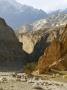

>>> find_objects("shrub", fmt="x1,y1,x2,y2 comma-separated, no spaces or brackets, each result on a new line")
23,62,37,74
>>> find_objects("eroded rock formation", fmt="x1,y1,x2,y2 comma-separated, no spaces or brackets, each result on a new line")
16,26,64,63
37,25,67,74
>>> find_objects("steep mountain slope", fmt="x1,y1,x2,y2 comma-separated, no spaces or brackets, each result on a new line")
0,0,47,29
0,17,26,71
16,25,65,63
47,13,67,26
37,25,67,74
17,8,67,33
33,10,67,30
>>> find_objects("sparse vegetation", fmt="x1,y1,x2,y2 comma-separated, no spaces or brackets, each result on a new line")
23,62,37,74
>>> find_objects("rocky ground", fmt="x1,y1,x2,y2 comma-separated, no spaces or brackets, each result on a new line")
0,72,67,90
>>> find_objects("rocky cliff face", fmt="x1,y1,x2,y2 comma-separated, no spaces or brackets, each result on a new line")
16,23,67,74
16,25,65,63
37,25,67,74
0,18,26,71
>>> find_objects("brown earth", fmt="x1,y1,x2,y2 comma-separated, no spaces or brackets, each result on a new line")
37,25,67,74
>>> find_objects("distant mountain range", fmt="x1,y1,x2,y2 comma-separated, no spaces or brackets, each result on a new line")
0,0,47,29
17,10,67,33
0,0,67,29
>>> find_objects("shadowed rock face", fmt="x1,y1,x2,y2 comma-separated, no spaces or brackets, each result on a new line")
37,25,67,74
0,18,27,71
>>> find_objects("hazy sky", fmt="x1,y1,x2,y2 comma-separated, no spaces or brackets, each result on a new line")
16,0,67,12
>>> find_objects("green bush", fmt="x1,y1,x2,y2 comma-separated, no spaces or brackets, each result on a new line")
23,62,37,74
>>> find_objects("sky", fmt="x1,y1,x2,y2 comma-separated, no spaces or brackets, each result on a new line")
16,0,67,13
